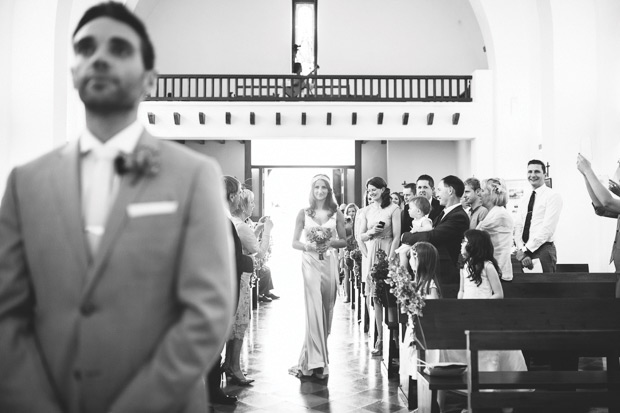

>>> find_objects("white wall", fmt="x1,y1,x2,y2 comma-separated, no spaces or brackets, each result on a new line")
386,141,459,191
142,0,487,76
184,140,245,180
360,141,387,199
0,0,67,198
142,0,292,75
320,0,487,75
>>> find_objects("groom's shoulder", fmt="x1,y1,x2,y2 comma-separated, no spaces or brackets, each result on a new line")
13,141,75,177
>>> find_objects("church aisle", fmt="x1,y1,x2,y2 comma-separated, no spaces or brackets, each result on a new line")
213,245,409,412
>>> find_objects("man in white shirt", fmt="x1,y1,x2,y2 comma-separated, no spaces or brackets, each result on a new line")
514,159,563,272
0,4,235,412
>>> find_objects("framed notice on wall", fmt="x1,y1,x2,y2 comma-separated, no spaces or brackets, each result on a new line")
505,179,530,219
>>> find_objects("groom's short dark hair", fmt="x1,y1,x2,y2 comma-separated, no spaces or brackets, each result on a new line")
73,2,155,70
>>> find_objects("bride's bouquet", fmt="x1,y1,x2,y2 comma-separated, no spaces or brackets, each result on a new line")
307,227,332,260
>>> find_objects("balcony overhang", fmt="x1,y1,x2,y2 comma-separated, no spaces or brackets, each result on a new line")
138,71,490,141
139,101,475,140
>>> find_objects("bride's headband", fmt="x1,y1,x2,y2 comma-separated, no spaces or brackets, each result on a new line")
311,174,331,186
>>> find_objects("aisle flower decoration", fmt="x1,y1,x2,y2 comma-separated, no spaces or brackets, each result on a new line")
387,257,426,334
369,248,390,305
307,227,332,260
350,249,362,287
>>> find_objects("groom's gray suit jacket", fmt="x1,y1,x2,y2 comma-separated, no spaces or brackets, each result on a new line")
0,132,236,413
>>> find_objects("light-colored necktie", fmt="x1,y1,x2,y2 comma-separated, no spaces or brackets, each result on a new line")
85,145,119,255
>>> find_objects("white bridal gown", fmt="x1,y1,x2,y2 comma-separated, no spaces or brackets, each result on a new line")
292,213,339,377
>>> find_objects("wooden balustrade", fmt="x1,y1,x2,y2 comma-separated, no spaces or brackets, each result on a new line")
146,74,473,102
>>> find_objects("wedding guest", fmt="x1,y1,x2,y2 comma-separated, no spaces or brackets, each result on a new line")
402,176,470,286
477,178,514,281
391,192,404,208
463,177,488,229
577,154,620,296
224,189,273,385
248,215,279,302
206,176,255,406
257,267,278,302
416,174,444,222
0,4,235,412
357,177,401,357
513,160,563,272
340,203,359,303
438,230,527,412
401,182,417,236
407,196,433,234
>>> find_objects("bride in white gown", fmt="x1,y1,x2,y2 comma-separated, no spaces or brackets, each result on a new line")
290,174,346,379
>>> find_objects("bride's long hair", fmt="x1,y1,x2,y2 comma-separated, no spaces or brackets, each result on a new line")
306,174,338,218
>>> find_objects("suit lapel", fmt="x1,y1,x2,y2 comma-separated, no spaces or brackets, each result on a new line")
83,132,161,296
52,141,90,276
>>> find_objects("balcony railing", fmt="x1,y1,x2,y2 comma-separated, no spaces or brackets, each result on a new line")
146,74,472,102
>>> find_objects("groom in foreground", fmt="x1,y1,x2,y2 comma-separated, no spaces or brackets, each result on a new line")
0,3,235,413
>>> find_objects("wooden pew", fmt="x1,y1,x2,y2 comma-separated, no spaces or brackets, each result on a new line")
465,329,620,412
412,298,620,413
441,272,617,299
398,272,618,407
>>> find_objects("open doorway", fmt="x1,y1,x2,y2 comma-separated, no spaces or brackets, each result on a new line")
255,167,347,300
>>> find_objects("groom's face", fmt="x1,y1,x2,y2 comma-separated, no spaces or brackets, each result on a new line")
71,17,155,114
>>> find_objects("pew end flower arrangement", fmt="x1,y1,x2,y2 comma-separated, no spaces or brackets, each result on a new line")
387,256,426,342
369,249,391,306
350,249,363,287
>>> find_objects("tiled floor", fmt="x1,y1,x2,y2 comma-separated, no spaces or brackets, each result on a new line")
212,235,610,413
212,244,409,413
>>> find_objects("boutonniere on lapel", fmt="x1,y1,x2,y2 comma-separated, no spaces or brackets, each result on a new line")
114,145,161,185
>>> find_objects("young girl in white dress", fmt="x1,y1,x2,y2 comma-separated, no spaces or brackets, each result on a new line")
439,229,527,412
290,174,346,379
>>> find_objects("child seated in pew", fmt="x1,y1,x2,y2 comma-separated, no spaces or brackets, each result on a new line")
438,229,527,413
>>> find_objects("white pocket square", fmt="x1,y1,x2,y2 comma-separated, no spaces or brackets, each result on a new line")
127,201,178,218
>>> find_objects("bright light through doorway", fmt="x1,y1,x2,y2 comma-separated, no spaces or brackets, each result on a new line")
264,167,333,252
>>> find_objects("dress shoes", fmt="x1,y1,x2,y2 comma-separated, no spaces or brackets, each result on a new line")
265,292,280,300
229,373,255,386
211,389,237,405
258,295,272,303
371,340,383,357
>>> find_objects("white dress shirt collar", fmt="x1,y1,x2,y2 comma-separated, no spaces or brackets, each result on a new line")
79,120,143,156
441,203,460,218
